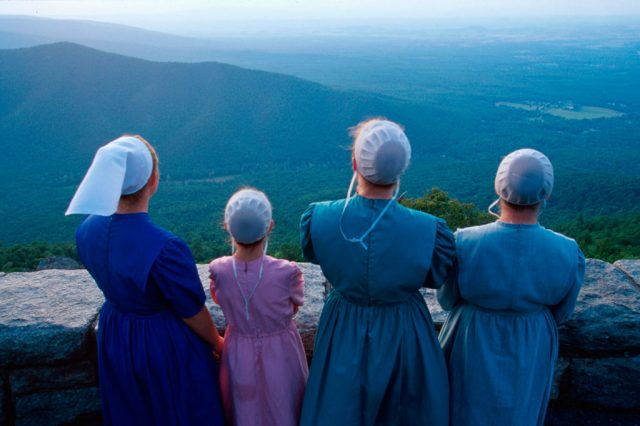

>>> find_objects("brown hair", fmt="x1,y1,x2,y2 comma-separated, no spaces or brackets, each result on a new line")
235,238,267,249
119,134,159,202
500,199,542,212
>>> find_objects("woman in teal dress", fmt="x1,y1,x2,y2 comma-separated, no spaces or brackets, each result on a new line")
299,119,454,426
438,148,585,426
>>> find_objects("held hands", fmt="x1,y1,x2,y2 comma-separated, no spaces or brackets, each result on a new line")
181,306,224,361
214,335,224,354
212,334,224,361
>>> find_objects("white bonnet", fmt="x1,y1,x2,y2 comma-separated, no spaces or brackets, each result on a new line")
65,136,154,216
224,189,272,244
353,119,411,185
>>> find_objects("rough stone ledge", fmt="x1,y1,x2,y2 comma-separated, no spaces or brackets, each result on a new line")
569,356,640,409
615,259,640,289
10,362,97,396
545,402,640,426
4,259,637,367
0,270,102,368
1,373,7,424
0,258,639,425
559,259,640,357
14,386,101,426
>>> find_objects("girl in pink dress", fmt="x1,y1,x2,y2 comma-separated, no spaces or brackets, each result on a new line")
209,188,308,426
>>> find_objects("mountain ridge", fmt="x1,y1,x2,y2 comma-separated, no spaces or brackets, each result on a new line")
0,15,216,51
0,41,450,244
0,41,428,177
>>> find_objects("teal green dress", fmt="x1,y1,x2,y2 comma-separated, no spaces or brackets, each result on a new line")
299,195,454,426
438,221,585,426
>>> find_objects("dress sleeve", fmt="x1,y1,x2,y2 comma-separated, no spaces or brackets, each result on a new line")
549,246,586,324
289,262,305,306
437,256,461,311
424,219,456,290
300,204,318,264
149,237,206,318
208,261,219,304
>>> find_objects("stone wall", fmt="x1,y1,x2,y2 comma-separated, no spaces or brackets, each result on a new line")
1,260,639,425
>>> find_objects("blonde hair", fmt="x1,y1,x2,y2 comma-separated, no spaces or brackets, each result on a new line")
348,116,404,146
348,117,404,189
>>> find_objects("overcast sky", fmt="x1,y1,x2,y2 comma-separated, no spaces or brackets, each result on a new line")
1,0,639,36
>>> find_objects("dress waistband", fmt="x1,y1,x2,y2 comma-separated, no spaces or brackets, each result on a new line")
102,300,168,317
467,302,545,316
332,289,422,307
226,321,296,338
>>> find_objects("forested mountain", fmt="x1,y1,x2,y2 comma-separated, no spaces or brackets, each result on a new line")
0,42,451,245
0,41,417,174
0,40,638,268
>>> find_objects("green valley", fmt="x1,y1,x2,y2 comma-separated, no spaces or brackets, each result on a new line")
0,19,639,270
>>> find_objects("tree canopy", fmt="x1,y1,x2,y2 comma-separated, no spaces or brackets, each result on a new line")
400,188,493,230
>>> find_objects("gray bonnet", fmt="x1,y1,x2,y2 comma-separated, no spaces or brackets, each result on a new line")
495,148,554,205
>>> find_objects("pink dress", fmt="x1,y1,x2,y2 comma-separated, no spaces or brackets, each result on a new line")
209,255,308,426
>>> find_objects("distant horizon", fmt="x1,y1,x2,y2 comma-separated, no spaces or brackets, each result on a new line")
1,0,640,38
2,12,640,39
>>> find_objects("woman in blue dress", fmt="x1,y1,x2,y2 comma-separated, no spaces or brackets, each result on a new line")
438,148,585,426
299,119,454,426
66,135,225,425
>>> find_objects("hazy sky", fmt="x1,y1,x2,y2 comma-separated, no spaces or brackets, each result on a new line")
1,0,639,36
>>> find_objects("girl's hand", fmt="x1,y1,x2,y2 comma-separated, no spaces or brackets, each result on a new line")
211,335,224,361
211,333,224,361
214,335,224,355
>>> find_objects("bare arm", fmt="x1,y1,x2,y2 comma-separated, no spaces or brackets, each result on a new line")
209,277,220,304
183,306,224,354
290,263,304,316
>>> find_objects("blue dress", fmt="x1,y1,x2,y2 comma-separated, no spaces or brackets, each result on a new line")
299,195,454,426
438,221,585,426
76,213,224,426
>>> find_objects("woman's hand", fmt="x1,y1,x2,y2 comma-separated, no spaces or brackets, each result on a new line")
183,306,224,351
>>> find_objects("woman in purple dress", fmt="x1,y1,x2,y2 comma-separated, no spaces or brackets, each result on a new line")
66,135,225,425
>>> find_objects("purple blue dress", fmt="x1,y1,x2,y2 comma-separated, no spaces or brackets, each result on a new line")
209,255,308,426
438,221,585,426
76,213,224,426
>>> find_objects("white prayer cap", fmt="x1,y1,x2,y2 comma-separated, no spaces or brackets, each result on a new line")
65,136,154,216
353,119,411,185
495,148,554,206
225,189,272,244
